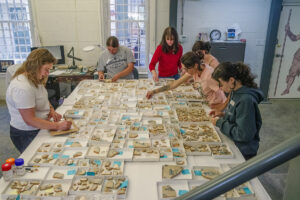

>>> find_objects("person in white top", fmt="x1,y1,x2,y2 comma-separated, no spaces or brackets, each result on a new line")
6,48,72,153
5,63,22,88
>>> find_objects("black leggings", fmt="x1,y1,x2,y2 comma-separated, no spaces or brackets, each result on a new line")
10,125,39,153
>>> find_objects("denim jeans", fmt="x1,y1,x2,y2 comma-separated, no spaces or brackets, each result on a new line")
159,73,180,80
10,125,39,153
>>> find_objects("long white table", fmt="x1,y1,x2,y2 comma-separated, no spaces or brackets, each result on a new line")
0,80,271,200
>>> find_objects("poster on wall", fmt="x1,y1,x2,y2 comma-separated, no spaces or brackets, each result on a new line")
269,6,300,98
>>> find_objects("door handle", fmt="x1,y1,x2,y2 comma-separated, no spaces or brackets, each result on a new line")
275,54,283,58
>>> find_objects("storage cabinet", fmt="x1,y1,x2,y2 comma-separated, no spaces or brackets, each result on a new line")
210,41,246,63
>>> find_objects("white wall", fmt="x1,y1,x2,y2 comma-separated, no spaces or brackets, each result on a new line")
30,0,170,68
31,0,102,67
177,0,271,84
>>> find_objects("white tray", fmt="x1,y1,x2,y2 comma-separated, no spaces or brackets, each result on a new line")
36,180,72,198
157,180,189,199
2,179,41,198
64,140,88,148
183,142,211,156
45,167,77,180
162,165,192,180
102,176,129,199
69,176,104,195
28,153,60,166
13,167,50,180
86,144,110,159
159,148,173,162
60,148,88,159
192,166,223,181
99,160,124,176
107,148,133,161
36,143,53,153
133,148,160,161
209,144,234,159
152,138,171,148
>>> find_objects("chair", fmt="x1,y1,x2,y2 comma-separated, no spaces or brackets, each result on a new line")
133,67,139,79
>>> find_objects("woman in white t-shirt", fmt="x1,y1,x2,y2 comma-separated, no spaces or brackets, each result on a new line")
6,48,72,153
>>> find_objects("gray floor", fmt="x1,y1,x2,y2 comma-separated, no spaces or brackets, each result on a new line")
0,99,299,199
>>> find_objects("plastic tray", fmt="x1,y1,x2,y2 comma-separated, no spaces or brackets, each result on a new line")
60,148,88,159
13,167,50,180
152,138,171,148
209,144,234,159
133,148,160,161
90,126,116,143
107,148,133,161
36,180,72,198
110,139,126,149
28,153,60,166
36,143,53,153
99,160,124,176
192,166,223,181
127,131,149,140
69,176,104,195
2,179,41,198
76,159,90,167
159,148,173,162
102,176,128,199
50,142,65,153
126,139,151,149
64,140,88,148
54,158,77,167
179,122,222,144
86,144,110,159
157,180,189,199
142,117,163,125
183,142,211,156
45,167,77,180
162,165,192,180
171,147,186,158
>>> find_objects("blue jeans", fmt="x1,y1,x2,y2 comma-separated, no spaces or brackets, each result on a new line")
159,73,180,80
10,125,39,153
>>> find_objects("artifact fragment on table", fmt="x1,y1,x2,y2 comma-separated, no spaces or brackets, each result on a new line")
162,185,176,198
162,165,183,179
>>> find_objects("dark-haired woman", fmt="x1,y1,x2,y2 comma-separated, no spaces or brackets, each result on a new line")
210,62,264,160
149,27,183,81
192,41,219,69
146,51,226,107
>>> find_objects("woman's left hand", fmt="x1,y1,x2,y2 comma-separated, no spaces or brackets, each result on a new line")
48,110,62,122
210,117,219,126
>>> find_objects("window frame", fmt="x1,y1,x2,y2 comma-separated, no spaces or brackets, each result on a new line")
103,0,149,71
0,0,34,64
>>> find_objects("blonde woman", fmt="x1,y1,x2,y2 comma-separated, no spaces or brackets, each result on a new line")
6,48,71,153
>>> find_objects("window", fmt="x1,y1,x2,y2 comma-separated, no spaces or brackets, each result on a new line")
0,0,32,64
108,0,147,68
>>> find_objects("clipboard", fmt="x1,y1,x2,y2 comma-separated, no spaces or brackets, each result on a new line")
50,119,79,136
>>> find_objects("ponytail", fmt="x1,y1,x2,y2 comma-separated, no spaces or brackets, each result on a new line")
180,51,204,70
192,41,211,54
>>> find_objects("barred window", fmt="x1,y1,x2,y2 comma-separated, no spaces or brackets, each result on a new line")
0,0,32,64
109,0,147,68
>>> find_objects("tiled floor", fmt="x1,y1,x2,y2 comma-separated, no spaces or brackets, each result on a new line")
0,99,299,199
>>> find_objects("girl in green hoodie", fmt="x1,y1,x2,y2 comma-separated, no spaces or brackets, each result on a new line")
210,62,264,160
